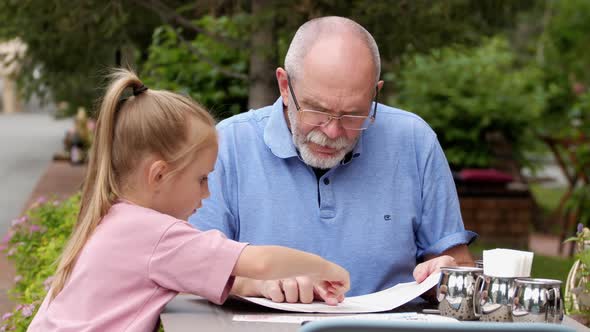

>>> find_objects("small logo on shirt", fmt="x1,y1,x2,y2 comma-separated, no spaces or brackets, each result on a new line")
384,214,392,221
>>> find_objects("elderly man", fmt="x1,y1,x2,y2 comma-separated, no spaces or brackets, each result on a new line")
190,16,476,304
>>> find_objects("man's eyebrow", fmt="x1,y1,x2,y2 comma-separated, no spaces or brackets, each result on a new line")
300,98,367,115
300,98,330,112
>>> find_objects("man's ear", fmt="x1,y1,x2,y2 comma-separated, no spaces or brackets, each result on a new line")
147,160,168,188
377,80,384,92
276,67,289,106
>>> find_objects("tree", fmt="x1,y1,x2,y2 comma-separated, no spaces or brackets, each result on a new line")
535,0,590,240
394,38,546,170
137,0,542,115
247,0,277,109
141,16,249,120
0,0,161,114
1,0,541,115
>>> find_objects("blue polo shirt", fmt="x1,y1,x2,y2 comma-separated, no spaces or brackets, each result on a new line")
189,97,477,296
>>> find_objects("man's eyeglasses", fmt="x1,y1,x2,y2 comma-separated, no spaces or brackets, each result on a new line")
287,75,378,131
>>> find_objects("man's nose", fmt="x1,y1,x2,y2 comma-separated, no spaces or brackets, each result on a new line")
321,117,345,140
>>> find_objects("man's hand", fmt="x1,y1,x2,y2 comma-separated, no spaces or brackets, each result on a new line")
413,255,456,283
259,276,345,305
413,245,474,303
413,244,475,283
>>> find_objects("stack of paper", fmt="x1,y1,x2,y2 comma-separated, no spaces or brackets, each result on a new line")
483,249,533,278
236,272,441,313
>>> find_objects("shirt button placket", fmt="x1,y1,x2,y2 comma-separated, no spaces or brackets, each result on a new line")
319,176,335,220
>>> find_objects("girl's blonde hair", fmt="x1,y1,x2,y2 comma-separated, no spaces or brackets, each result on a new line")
50,69,216,300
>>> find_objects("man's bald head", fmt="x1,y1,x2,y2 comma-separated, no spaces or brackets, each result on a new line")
284,16,381,85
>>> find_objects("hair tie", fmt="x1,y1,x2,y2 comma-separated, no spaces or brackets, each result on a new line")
133,84,148,96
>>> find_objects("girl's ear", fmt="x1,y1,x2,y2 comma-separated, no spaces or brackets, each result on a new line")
147,160,168,188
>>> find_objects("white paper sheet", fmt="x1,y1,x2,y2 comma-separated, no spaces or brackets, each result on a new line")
232,312,457,324
236,272,441,313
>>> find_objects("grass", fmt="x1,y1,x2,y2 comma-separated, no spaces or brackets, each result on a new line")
529,183,566,216
529,183,568,235
530,254,576,281
469,242,575,282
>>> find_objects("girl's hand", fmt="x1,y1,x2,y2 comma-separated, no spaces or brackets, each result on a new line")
257,262,349,305
314,261,350,305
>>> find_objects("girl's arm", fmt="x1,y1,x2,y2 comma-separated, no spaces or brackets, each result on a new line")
231,245,350,302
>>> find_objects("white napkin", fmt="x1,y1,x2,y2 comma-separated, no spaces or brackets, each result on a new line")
483,248,534,278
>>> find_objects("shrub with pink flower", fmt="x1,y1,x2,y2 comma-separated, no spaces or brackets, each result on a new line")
35,196,47,205
42,276,55,292
1,231,13,245
0,194,80,330
20,305,35,318
29,225,42,233
6,248,16,257
10,216,27,228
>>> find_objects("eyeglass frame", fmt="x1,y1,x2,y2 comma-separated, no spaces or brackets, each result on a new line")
286,74,379,131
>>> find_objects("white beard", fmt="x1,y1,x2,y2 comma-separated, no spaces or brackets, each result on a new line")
287,109,357,169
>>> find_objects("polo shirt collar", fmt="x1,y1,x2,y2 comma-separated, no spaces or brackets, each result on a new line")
263,97,299,159
263,97,366,162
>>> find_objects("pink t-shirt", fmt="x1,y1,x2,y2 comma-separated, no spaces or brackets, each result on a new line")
28,202,247,332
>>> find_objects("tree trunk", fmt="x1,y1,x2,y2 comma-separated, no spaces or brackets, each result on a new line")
248,0,278,110
2,77,23,113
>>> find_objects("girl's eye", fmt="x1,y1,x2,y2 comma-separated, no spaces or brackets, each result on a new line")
199,176,208,184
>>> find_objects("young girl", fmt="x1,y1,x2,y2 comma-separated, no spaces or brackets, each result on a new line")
27,70,349,332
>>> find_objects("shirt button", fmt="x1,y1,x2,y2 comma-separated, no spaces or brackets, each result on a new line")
323,178,330,185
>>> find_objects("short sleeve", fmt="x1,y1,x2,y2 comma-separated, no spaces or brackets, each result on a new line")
415,137,478,258
148,223,247,304
189,137,239,240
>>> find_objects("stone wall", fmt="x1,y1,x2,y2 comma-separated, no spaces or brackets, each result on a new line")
458,183,533,248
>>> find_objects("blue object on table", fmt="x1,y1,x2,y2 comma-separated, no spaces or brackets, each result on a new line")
299,319,575,332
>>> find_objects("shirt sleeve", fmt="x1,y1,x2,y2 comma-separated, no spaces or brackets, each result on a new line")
188,139,239,240
148,223,247,304
415,136,478,258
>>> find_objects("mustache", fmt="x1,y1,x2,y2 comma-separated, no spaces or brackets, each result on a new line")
305,129,351,149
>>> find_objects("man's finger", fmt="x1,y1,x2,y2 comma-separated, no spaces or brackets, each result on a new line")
414,255,457,283
413,262,429,283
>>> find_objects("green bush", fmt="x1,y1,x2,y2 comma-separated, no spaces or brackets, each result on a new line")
141,15,249,120
0,195,80,331
564,225,590,323
394,37,546,169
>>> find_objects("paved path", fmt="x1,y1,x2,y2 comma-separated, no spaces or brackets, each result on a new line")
0,113,71,234
0,112,72,314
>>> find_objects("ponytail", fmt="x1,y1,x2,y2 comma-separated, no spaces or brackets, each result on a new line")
50,70,145,300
